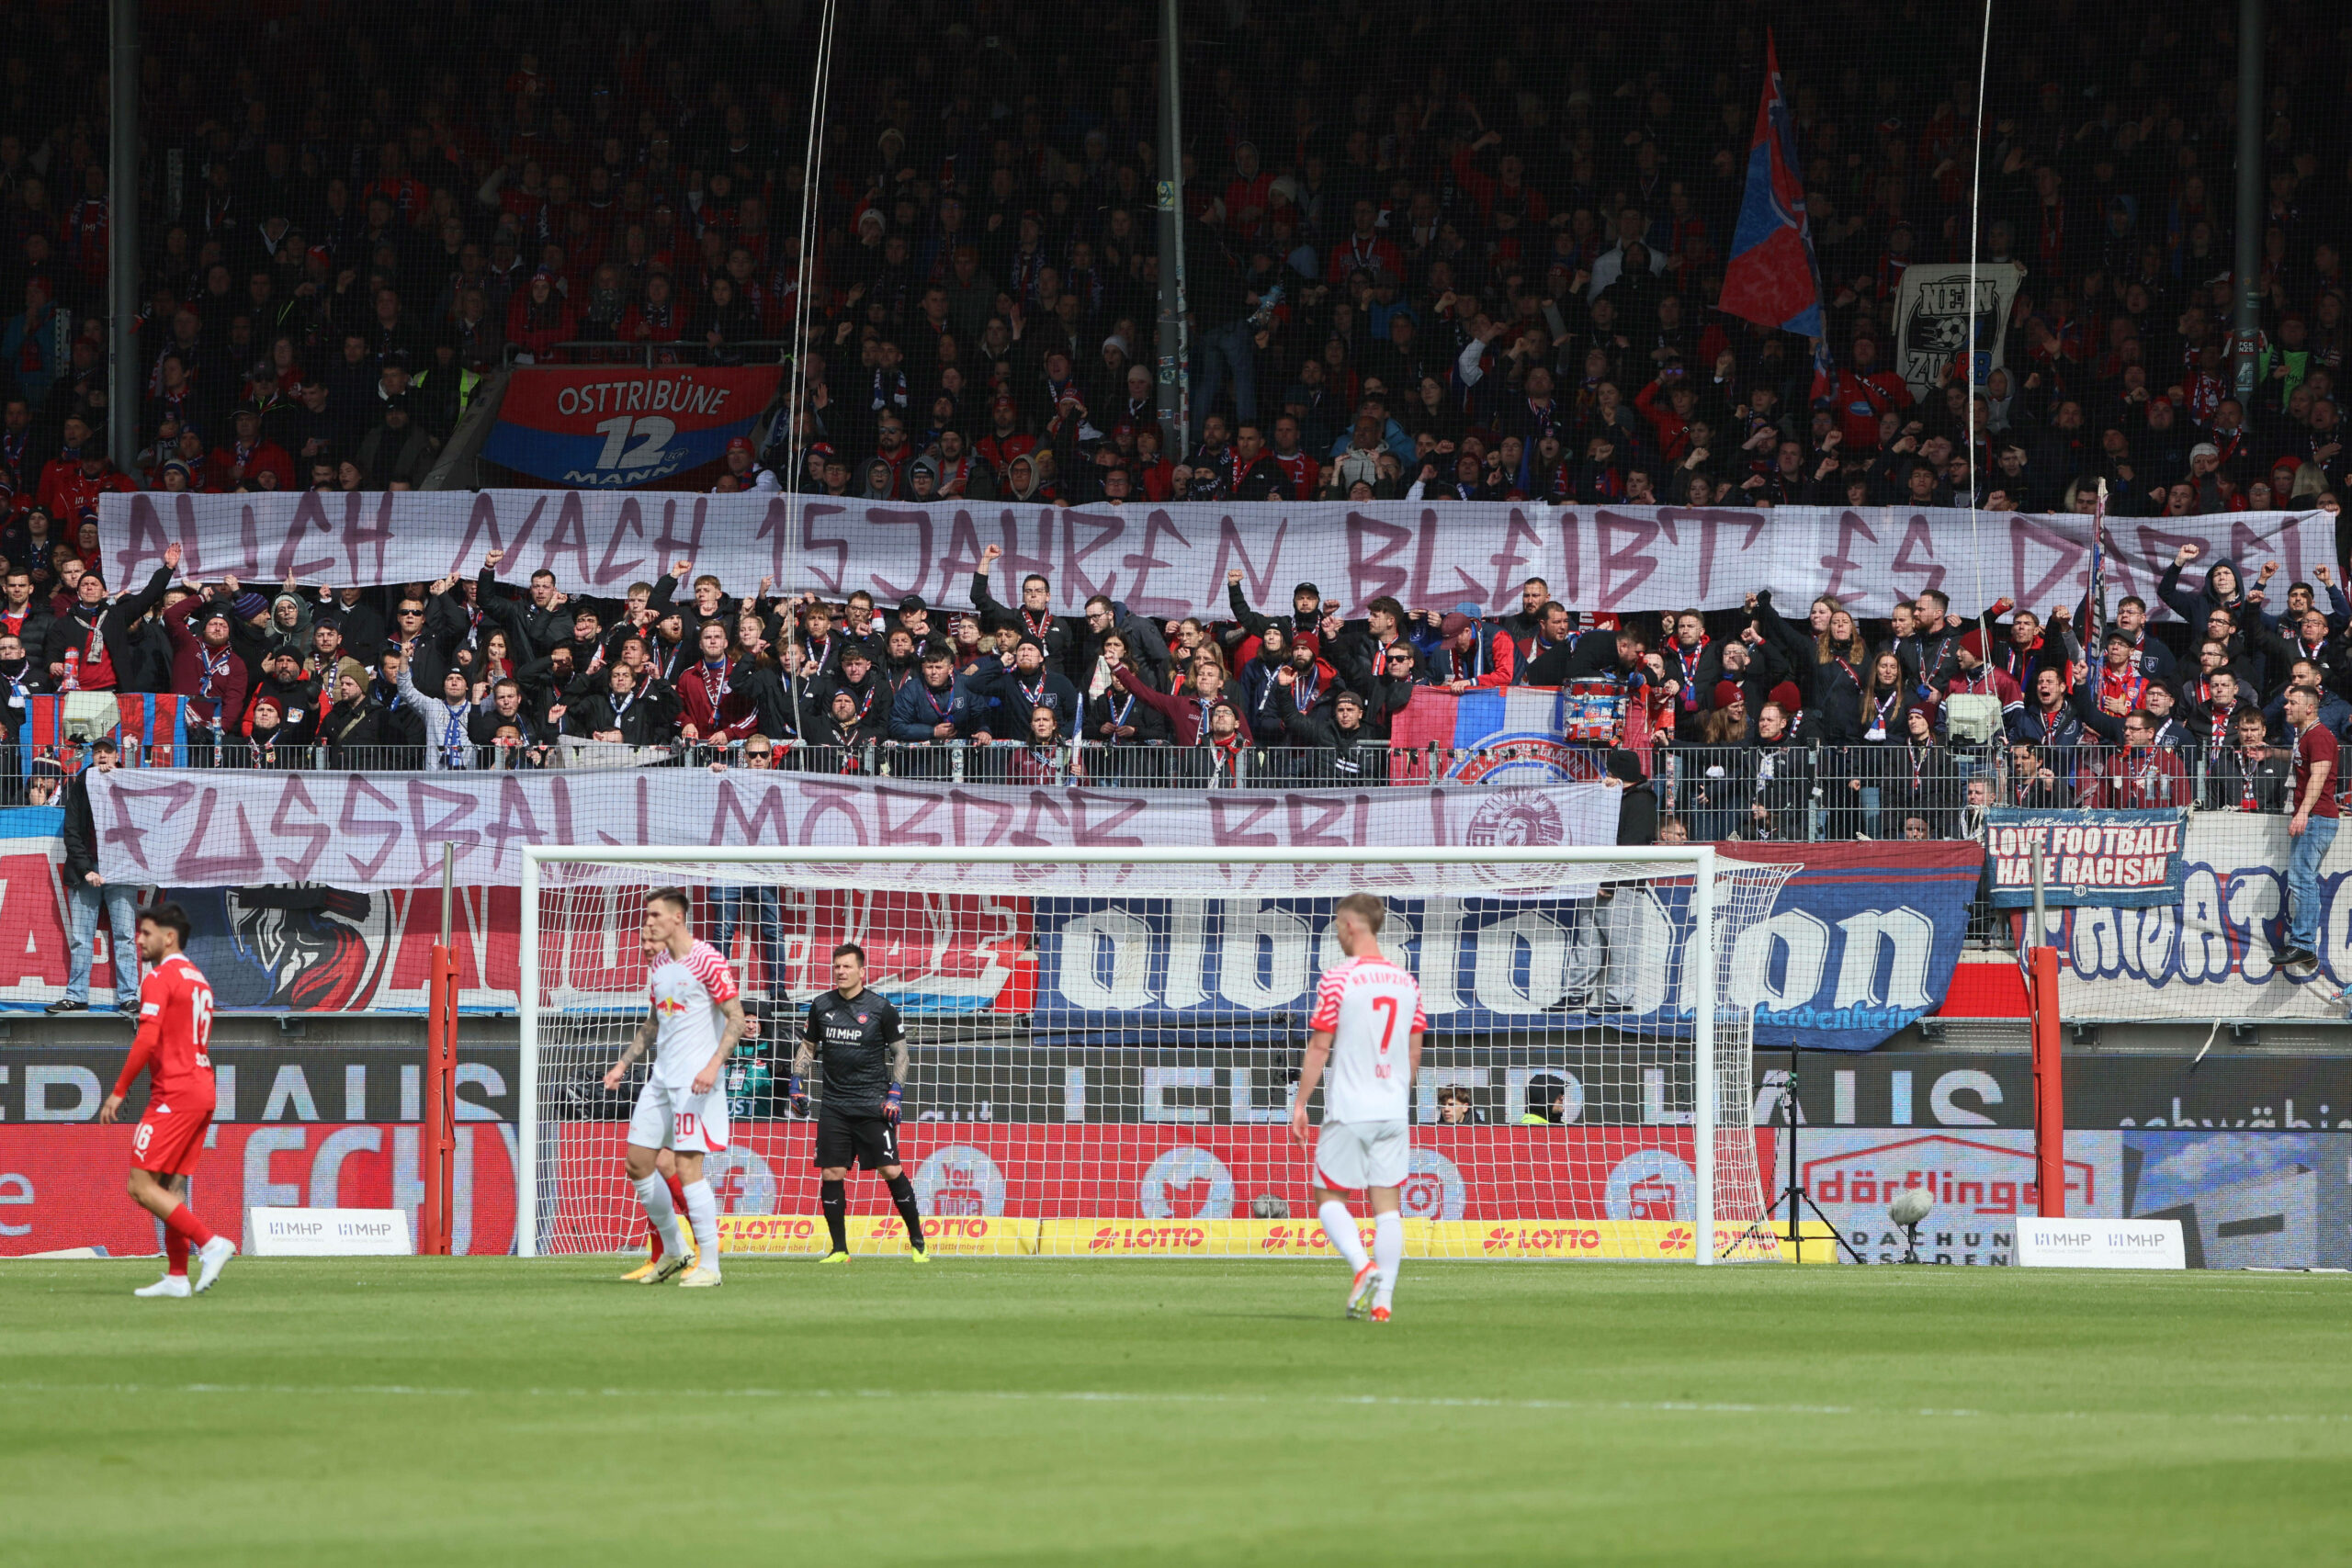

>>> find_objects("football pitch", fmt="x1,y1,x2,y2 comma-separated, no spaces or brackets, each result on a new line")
3,1258,2346,1565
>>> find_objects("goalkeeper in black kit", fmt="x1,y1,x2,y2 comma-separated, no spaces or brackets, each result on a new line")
792,942,929,1262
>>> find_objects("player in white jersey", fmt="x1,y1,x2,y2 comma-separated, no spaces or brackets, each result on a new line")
1290,892,1426,1322
603,887,747,1287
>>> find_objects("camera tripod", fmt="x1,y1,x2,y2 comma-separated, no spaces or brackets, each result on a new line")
1768,1046,1865,1265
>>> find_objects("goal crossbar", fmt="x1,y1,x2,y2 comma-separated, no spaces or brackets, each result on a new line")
517,844,1734,1263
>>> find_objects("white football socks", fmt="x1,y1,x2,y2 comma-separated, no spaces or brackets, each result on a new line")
1373,1212,1403,1309
681,1179,721,1275
634,1173,684,1259
1318,1199,1371,1273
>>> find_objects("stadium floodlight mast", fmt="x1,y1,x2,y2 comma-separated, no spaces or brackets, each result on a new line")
517,843,1789,1265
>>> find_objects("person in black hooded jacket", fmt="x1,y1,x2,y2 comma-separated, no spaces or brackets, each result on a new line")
1751,589,1867,745
318,667,383,765
2157,544,2257,632
1738,697,1816,841
732,641,824,745
1271,678,1386,783
368,649,429,767
1364,646,1422,739
813,641,888,732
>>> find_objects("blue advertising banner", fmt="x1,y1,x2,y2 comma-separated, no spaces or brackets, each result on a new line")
1031,893,1702,1048
1027,843,1982,1054
1724,842,1983,1051
1983,807,2188,908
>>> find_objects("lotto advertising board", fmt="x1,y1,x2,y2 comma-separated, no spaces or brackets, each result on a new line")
547,1123,1779,1257
478,367,781,489
713,1214,1792,1261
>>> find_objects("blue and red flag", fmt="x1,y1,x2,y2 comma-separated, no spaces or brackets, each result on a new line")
1386,686,1607,784
480,367,781,490
23,693,187,770
1718,31,1826,342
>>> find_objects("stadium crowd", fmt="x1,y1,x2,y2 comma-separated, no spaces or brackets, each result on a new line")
0,535,2342,840
0,0,2346,836
0,1,2346,515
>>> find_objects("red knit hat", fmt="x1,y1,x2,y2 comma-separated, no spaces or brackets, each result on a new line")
1958,627,1986,661
1769,681,1803,713
1713,680,1743,710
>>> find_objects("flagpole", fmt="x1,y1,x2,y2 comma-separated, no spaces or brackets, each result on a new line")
2090,478,2109,657
1967,0,1994,656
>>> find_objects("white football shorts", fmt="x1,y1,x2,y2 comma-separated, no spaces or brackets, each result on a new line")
1314,1119,1409,1190
627,1075,730,1155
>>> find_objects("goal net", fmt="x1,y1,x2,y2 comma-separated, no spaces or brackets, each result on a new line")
518,848,1795,1263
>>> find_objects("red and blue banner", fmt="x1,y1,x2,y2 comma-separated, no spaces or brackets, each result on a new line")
1718,31,1826,340
480,367,781,490
1388,685,1604,782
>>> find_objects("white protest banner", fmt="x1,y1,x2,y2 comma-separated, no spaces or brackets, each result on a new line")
2051,809,2352,1022
1894,262,2025,395
96,492,2328,625
89,768,1622,895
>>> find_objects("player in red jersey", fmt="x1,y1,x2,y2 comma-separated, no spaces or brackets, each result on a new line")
98,904,236,1298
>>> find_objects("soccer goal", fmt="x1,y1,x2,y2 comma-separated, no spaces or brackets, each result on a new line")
517,846,1796,1263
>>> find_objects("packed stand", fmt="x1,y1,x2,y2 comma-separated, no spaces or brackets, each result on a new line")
0,3,2344,521
0,1,2346,834
2,533,2345,849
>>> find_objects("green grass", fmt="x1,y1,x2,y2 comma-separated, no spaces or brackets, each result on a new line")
1,1258,2347,1566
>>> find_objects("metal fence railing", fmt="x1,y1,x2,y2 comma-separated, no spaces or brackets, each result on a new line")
1645,739,2293,842
17,733,2305,816
17,737,1520,784
6,729,2304,956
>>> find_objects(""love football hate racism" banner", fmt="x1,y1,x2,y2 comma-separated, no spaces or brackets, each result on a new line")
1984,807,2190,908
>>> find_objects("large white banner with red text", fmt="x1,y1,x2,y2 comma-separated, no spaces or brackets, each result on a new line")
96,492,2327,623
87,769,1622,895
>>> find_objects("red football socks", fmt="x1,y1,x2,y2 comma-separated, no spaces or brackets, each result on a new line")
162,1202,216,1249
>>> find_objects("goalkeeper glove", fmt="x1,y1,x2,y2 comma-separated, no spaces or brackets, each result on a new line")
788,1076,810,1118
884,1082,903,1123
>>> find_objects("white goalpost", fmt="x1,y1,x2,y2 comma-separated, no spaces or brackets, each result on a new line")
517,845,1795,1264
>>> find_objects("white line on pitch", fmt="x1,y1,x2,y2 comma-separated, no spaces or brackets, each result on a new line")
3,1380,2349,1425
